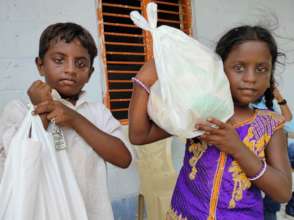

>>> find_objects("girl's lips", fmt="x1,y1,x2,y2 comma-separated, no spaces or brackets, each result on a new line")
239,88,257,95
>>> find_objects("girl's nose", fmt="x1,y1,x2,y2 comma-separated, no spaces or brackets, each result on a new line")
243,68,256,83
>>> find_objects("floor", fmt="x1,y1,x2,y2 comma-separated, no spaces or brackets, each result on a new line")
277,204,294,220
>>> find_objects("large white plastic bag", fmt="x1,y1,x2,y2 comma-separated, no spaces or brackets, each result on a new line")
130,3,234,138
0,105,88,220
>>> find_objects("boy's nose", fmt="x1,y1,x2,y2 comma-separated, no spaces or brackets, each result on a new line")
64,61,76,75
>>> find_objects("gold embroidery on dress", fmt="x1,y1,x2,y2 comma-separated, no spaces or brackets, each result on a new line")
166,207,188,220
228,160,251,208
228,126,270,208
188,141,207,180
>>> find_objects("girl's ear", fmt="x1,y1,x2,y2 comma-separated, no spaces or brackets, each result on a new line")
35,57,45,76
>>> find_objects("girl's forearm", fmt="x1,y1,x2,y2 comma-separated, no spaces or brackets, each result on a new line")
233,139,292,202
128,84,153,144
128,84,170,145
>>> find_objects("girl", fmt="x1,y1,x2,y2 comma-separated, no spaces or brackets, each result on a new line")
251,87,293,219
128,25,292,219
0,22,132,220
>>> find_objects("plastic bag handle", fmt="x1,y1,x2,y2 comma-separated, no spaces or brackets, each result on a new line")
130,2,158,31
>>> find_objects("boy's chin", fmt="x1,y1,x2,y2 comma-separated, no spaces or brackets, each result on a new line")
57,90,81,100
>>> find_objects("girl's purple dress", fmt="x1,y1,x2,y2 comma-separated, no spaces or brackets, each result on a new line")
167,110,284,220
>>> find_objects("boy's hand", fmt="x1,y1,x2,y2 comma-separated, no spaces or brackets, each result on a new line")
28,80,52,105
33,100,80,128
196,118,244,157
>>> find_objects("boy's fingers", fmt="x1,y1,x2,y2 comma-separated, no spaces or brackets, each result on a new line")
47,113,58,124
33,101,54,114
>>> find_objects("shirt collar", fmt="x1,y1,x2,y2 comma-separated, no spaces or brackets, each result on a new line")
51,89,91,108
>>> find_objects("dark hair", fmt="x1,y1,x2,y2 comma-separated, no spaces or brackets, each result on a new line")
215,25,284,110
38,22,97,66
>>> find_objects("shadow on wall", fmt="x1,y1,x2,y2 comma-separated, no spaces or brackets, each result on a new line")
112,195,146,220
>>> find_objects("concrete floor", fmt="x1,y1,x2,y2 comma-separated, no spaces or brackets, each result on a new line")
277,205,294,220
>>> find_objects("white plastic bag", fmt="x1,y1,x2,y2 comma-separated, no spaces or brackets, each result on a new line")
0,105,88,220
130,3,234,138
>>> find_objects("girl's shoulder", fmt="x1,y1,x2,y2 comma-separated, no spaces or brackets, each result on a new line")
255,109,285,131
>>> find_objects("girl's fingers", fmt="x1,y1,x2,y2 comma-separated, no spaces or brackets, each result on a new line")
207,117,227,129
196,122,223,134
200,134,219,145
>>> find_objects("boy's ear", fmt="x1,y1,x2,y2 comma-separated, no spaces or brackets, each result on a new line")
35,57,45,76
87,67,95,82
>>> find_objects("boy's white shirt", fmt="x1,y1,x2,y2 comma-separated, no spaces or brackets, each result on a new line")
0,91,133,220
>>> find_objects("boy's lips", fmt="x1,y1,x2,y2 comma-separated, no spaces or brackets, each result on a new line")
59,79,76,86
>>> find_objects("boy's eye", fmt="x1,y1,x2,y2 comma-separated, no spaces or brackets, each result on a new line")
233,64,244,73
75,59,89,69
53,57,64,64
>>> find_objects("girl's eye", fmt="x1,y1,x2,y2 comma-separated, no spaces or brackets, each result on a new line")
233,64,244,73
256,65,269,73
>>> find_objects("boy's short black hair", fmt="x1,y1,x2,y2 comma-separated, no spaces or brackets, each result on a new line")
38,22,97,66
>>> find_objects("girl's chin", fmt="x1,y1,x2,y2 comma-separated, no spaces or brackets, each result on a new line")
233,100,251,107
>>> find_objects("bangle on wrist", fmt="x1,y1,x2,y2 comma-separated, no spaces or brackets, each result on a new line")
248,159,267,181
132,77,150,94
278,99,287,105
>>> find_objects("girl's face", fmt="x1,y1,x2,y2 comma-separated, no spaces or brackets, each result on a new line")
224,40,272,106
36,38,93,99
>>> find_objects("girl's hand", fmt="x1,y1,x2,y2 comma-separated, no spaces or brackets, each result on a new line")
33,100,80,128
27,80,52,105
273,87,283,102
135,59,158,87
197,118,244,156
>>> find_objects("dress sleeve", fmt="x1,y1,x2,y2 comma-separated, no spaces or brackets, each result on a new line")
269,111,286,132
0,100,27,180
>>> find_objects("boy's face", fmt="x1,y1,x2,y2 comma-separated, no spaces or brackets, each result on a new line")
36,38,93,99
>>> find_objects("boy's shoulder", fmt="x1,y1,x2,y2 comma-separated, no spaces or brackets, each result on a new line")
0,99,27,126
1,99,27,116
84,101,111,114
84,101,122,132
83,101,117,122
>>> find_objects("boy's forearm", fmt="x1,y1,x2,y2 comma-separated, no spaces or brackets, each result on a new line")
71,114,131,168
39,114,49,129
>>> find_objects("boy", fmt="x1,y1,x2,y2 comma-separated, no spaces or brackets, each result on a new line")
0,22,132,220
